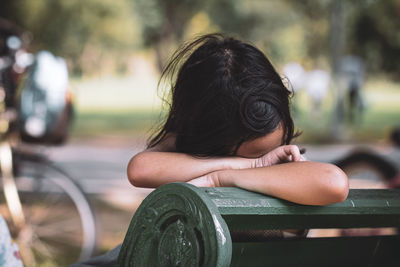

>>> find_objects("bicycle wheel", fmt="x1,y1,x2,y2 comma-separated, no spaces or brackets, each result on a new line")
0,156,97,266
333,150,399,236
334,150,399,188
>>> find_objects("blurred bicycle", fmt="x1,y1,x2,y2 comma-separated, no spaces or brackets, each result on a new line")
334,128,400,189
330,128,400,237
0,22,96,266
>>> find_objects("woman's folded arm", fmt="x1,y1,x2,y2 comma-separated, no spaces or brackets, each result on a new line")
189,161,349,206
128,143,349,206
127,151,256,188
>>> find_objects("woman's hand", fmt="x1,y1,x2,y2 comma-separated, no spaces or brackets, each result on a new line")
187,171,221,187
255,145,306,168
186,145,306,187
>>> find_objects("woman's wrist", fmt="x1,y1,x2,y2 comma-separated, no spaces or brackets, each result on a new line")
221,156,256,170
214,169,235,187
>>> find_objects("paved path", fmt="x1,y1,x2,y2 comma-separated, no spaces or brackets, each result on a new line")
47,137,144,194
43,137,400,208
45,136,152,210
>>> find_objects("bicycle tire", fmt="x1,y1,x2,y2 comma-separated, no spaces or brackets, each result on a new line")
1,154,97,265
333,149,400,236
334,149,399,188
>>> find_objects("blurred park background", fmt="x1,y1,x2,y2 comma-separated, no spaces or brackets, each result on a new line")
1,0,400,266
2,0,400,143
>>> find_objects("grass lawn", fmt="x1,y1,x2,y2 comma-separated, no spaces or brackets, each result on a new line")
70,75,400,143
71,110,161,137
70,75,163,138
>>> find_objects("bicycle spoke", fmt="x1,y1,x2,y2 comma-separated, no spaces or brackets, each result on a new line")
29,204,74,224
35,219,82,237
32,237,57,260
18,242,37,267
39,233,82,248
35,212,79,227
24,205,52,225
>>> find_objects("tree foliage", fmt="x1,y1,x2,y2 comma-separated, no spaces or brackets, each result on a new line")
0,0,138,75
132,0,263,70
348,0,400,75
287,0,400,76
1,0,399,76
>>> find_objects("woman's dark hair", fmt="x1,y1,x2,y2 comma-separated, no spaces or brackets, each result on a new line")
148,33,298,157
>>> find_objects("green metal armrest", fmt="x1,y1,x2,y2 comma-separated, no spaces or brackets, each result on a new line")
118,183,400,267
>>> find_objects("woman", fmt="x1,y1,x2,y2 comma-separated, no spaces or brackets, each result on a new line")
128,33,348,206
72,33,349,267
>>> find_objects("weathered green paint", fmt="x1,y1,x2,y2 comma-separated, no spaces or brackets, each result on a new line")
117,183,232,267
118,183,400,267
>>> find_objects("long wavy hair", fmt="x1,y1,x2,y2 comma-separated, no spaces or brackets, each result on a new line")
148,33,298,157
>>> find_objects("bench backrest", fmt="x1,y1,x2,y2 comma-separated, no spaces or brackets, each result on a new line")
118,183,400,267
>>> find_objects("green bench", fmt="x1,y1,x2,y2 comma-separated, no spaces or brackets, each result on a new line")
118,183,400,267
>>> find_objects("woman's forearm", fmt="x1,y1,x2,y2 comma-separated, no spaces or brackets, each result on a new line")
216,161,349,206
127,151,254,188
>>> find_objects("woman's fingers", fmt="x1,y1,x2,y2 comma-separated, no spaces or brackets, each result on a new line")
187,172,220,187
256,145,304,167
276,145,301,162
187,175,212,187
288,145,301,162
300,155,307,161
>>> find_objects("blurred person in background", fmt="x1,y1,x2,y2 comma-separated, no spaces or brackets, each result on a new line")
282,62,306,115
282,62,306,93
338,55,366,124
304,69,330,117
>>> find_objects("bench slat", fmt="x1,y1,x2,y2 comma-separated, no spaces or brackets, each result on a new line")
202,188,400,230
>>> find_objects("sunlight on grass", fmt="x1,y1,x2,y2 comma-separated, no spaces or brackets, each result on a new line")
71,75,162,112
70,74,164,137
70,75,400,143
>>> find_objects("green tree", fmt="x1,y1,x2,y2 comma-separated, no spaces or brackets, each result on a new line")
1,0,139,75
133,0,203,71
348,0,400,76
132,0,265,71
285,0,400,76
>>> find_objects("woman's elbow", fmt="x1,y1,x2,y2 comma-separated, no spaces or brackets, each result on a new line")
127,153,151,188
323,164,349,204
